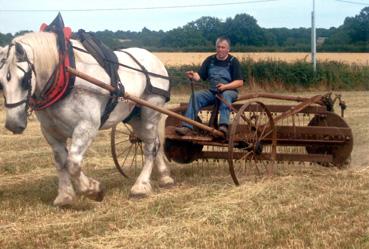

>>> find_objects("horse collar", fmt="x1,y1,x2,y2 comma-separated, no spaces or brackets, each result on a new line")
30,45,75,111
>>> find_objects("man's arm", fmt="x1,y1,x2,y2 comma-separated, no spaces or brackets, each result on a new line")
185,56,211,81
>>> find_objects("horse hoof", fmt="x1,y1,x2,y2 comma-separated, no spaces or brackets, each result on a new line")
86,184,105,202
130,183,152,198
159,176,175,189
53,193,75,207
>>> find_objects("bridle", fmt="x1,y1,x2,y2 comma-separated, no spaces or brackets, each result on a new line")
0,43,36,115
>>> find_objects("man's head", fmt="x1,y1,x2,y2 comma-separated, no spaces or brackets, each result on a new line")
215,37,231,60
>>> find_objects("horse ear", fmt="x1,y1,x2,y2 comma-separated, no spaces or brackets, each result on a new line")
15,43,27,61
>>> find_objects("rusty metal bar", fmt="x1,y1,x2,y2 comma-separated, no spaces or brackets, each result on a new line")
273,139,347,145
272,95,323,124
242,104,326,114
170,103,327,115
166,124,351,145
275,125,352,137
230,95,325,143
236,92,323,105
66,66,224,138
199,151,333,162
273,153,332,162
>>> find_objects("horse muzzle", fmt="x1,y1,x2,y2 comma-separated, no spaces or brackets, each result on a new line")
5,110,27,134
5,120,26,134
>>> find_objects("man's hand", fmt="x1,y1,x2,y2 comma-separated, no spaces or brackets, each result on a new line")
185,70,194,79
185,71,200,81
216,83,227,92
217,80,243,92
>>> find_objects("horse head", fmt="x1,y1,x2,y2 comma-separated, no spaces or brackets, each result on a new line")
0,40,35,134
0,32,59,133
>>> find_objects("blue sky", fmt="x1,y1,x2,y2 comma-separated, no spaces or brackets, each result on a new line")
0,0,368,34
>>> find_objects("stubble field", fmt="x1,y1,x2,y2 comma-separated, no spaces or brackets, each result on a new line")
0,88,369,248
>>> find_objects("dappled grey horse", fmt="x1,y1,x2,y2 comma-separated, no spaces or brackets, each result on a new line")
0,32,174,206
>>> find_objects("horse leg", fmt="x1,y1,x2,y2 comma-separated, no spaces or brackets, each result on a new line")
67,121,105,201
129,96,173,197
40,127,76,206
155,137,174,188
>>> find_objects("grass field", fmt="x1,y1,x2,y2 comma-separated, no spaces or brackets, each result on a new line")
154,52,369,66
0,91,369,249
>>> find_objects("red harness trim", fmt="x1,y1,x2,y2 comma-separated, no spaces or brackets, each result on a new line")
31,25,74,110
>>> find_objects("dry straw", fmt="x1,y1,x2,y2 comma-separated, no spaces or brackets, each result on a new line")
0,90,369,248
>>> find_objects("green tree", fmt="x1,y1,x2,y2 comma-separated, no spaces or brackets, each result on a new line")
325,6,369,48
0,32,13,46
161,25,207,49
189,16,224,44
224,14,266,46
139,27,165,48
95,30,122,49
344,6,369,43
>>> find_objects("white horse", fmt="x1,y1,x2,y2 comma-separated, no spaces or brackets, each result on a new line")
0,32,174,206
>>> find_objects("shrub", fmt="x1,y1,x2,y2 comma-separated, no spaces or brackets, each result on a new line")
167,60,369,91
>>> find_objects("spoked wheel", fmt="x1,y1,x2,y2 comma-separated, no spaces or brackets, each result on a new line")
228,101,277,185
111,123,144,178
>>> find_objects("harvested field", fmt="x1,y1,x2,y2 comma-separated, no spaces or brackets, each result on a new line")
0,91,369,249
154,52,369,66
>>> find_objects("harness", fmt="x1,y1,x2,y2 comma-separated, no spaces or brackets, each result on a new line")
74,29,124,127
72,30,170,126
72,44,171,102
34,13,76,110
116,50,171,102
32,23,75,110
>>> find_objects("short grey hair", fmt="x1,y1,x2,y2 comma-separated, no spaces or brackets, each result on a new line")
215,37,231,48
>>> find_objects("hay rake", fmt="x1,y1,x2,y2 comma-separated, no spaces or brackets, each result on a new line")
163,92,352,185
67,67,353,186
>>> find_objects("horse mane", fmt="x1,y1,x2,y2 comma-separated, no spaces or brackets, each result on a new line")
13,32,59,82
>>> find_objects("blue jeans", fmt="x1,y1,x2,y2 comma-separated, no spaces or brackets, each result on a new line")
182,89,238,129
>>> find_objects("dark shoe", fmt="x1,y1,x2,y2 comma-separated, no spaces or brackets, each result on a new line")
175,126,192,136
219,125,228,138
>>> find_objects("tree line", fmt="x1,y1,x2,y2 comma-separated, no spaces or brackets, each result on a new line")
1,7,368,52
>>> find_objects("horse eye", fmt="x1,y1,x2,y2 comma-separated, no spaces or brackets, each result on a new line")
6,71,11,81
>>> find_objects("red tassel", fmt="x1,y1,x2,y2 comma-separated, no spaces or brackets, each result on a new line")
39,23,48,31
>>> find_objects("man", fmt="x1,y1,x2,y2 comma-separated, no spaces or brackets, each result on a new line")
175,36,244,137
